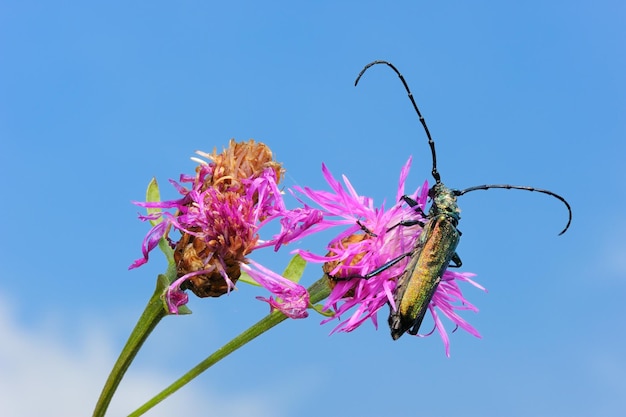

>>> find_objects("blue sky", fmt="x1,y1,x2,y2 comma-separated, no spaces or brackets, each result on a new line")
1,1,625,416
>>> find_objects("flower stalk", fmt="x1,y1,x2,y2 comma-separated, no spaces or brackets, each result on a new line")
128,277,331,417
93,273,173,417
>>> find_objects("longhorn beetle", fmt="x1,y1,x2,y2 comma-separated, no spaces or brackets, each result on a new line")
351,60,572,340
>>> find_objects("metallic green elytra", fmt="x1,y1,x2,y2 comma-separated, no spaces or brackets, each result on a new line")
389,183,461,339
354,60,573,340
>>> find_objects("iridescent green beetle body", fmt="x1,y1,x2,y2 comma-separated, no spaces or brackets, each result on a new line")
389,184,461,339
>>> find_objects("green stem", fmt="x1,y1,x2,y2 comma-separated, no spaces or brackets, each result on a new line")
92,276,170,417
129,276,331,417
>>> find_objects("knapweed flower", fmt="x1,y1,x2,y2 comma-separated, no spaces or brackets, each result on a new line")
130,139,319,318
294,157,485,355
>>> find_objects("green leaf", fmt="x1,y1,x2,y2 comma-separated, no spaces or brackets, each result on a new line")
238,271,260,287
174,305,193,315
142,178,175,265
157,274,193,315
310,303,334,317
156,274,170,292
145,178,162,227
282,254,307,283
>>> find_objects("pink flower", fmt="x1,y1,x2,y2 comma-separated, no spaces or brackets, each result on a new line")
131,139,320,317
295,157,485,355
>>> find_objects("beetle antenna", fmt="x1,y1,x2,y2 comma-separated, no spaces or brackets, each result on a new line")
355,60,441,184
455,184,572,235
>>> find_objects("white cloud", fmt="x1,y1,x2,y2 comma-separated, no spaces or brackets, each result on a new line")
0,293,282,417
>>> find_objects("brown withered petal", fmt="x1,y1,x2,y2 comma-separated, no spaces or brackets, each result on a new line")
195,139,284,196
180,264,242,298
174,229,245,298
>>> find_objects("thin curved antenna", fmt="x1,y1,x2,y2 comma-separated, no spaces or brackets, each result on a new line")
455,185,572,235
355,60,441,184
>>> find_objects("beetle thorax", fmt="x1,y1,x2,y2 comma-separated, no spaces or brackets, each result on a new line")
428,183,461,223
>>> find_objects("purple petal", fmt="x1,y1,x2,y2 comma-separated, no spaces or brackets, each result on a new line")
128,221,168,270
